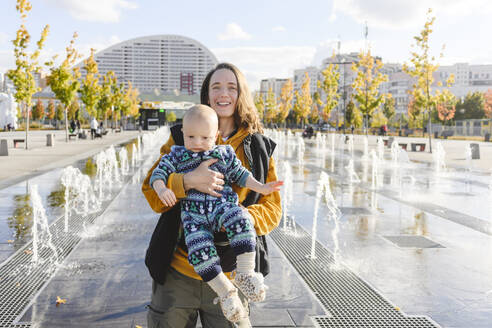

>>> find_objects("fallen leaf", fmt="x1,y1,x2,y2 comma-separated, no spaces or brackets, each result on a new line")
16,282,21,287
56,296,67,307
395,306,401,311
7,240,14,244
135,326,143,328
24,250,33,255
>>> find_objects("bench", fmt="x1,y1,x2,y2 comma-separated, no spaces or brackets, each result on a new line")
383,138,389,146
68,133,77,140
398,143,408,150
410,143,426,152
13,139,25,148
115,128,122,133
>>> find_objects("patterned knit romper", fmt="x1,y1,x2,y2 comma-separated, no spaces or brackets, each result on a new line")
149,145,256,281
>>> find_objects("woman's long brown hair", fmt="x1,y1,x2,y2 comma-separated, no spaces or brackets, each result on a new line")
201,63,263,134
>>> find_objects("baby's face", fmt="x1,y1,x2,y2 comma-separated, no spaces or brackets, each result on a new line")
182,117,218,152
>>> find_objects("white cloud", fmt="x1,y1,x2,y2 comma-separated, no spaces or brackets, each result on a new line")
212,46,316,89
217,23,252,41
332,0,492,29
272,26,286,32
44,0,138,23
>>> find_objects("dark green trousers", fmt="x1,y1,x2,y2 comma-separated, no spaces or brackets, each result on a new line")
147,268,252,328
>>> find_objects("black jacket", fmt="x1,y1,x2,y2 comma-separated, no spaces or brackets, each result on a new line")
145,125,276,285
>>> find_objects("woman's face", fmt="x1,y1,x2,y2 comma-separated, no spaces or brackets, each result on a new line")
208,69,238,120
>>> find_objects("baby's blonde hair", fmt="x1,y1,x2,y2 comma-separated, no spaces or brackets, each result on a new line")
183,104,219,131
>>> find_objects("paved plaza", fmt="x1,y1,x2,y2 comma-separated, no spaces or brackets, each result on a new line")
0,130,492,327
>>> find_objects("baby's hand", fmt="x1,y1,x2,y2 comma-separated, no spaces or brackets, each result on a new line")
259,181,283,195
157,188,177,207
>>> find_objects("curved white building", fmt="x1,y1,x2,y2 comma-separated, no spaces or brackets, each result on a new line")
79,35,218,95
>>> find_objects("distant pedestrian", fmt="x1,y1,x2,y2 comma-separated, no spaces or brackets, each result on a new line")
90,117,98,139
76,120,81,132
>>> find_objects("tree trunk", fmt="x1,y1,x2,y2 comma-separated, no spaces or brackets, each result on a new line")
25,102,29,150
65,108,69,142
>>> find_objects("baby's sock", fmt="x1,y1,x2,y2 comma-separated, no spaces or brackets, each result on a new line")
236,252,256,274
208,272,235,297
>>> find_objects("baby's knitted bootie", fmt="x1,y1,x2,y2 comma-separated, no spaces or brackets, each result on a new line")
233,272,267,302
213,288,248,323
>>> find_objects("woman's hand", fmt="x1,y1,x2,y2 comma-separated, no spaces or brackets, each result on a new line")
183,159,224,197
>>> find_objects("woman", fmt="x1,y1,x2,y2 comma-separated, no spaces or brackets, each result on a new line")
141,63,282,327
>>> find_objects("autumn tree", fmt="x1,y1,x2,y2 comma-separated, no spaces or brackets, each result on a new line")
277,79,293,125
403,8,454,152
318,62,340,124
68,98,80,120
351,49,388,134
79,48,102,119
46,99,55,121
264,88,278,124
293,72,312,126
254,93,265,121
484,89,492,119
7,0,49,148
345,99,362,129
55,103,64,128
47,32,81,142
309,92,322,124
166,111,177,123
32,99,44,121
125,82,140,117
98,71,118,126
383,95,396,125
435,89,456,124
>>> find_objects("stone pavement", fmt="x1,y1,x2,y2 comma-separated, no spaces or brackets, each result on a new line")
0,129,140,189
1,131,492,327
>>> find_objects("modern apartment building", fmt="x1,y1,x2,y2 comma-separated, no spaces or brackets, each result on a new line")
293,66,320,93
77,35,218,95
259,78,289,100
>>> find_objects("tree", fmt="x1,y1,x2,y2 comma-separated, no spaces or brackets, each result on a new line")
383,95,396,125
370,109,388,128
67,99,80,120
46,99,55,121
32,99,44,121
7,0,49,148
55,103,64,128
166,111,177,123
407,96,424,129
277,79,293,125
403,8,453,152
483,89,492,119
435,89,456,124
47,32,81,142
98,71,118,125
293,72,312,126
264,88,278,124
455,92,485,120
345,99,362,128
254,92,265,121
309,92,322,124
351,49,388,135
318,62,340,124
79,48,102,119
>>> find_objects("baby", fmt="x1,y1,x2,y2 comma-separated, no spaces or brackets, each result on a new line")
150,104,282,322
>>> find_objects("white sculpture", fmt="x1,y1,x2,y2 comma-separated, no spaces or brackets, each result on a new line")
0,91,19,130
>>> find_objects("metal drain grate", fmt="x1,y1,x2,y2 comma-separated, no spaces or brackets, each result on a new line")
0,176,134,328
270,223,440,327
383,235,444,249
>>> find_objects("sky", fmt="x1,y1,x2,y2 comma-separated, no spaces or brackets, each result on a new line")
1,0,492,91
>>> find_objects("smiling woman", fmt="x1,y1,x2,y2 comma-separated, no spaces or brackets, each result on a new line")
142,63,282,327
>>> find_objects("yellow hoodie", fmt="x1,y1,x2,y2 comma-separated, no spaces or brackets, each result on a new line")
141,126,282,279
